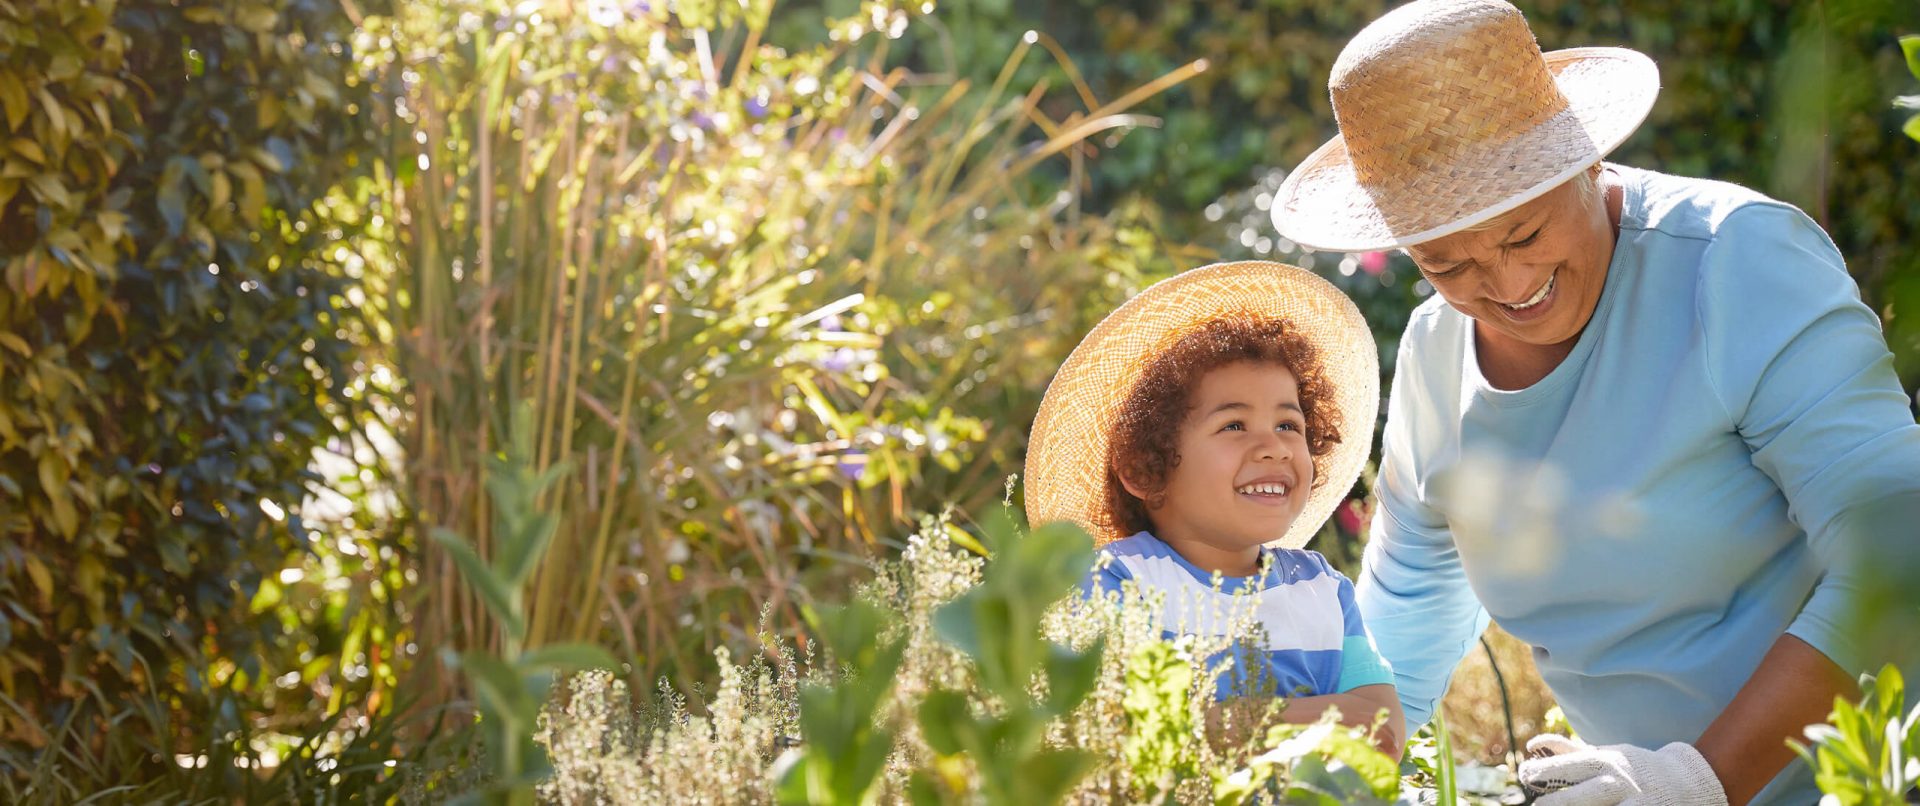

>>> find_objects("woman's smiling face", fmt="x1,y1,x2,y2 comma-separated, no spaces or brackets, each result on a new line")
1405,169,1616,350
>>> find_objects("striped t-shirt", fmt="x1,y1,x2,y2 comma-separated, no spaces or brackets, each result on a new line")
1085,531,1393,701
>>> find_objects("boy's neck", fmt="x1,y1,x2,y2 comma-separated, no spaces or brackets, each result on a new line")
1157,531,1264,578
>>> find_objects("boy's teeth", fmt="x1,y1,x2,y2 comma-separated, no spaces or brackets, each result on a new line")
1238,483,1289,496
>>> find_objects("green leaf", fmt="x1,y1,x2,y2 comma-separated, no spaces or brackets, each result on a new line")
459,651,534,722
516,643,617,672
1903,114,1920,145
429,527,525,640
1014,748,1099,804
1315,726,1401,799
1901,36,1920,82
0,73,26,130
157,156,189,236
917,690,974,755
1040,638,1103,715
234,3,280,33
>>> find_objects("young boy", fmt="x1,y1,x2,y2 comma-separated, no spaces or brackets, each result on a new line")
1024,261,1404,754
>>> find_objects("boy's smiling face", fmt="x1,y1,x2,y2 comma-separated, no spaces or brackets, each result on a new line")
1122,360,1315,576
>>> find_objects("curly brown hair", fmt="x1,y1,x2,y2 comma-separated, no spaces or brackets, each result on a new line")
1102,315,1343,538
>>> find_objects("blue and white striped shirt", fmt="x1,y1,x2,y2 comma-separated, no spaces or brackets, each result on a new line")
1086,531,1394,701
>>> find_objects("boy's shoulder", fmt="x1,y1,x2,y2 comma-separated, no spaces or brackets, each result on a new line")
1093,532,1181,583
1262,547,1348,585
1099,531,1174,560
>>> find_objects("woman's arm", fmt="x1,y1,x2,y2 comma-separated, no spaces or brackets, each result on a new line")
1693,635,1854,806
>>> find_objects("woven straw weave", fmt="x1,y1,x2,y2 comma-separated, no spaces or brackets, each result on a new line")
1023,262,1378,550
1272,0,1659,252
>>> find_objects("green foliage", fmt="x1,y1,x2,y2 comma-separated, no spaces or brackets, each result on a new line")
1124,636,1204,800
1402,717,1460,806
349,0,1182,698
434,407,618,805
0,0,393,794
1793,664,1920,805
775,602,905,805
912,515,1105,804
1898,36,1920,142
1213,717,1404,805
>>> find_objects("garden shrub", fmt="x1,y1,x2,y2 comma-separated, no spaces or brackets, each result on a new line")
346,0,1180,696
0,0,384,792
532,513,1413,804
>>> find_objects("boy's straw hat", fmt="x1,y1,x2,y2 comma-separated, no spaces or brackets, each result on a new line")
1024,261,1378,550
1270,0,1660,252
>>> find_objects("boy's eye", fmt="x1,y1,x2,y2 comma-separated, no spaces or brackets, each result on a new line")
1277,422,1300,432
1221,422,1244,432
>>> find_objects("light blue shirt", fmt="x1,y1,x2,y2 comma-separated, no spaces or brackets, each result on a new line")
1357,165,1920,804
1088,532,1393,701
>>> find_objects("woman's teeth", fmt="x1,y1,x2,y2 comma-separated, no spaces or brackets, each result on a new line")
1236,483,1289,496
1505,272,1555,310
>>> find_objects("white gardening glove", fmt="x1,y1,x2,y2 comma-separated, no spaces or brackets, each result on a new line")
1518,734,1728,806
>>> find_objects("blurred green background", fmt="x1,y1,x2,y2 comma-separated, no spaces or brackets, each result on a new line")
1,0,1915,799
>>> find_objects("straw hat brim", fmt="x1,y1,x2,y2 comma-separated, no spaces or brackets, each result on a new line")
1024,261,1379,550
1273,47,1660,253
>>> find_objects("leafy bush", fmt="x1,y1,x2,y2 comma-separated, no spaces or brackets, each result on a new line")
0,0,389,795
430,407,617,804
344,0,1188,696
527,511,1419,804
1792,664,1920,805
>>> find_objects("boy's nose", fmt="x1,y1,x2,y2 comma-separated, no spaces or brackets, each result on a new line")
1252,431,1289,461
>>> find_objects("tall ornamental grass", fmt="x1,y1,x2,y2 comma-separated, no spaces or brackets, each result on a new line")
341,0,1203,693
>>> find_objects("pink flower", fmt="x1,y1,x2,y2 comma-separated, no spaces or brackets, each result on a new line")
1358,251,1388,276
1335,499,1368,535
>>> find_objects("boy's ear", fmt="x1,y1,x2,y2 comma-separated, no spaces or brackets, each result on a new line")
1113,463,1152,505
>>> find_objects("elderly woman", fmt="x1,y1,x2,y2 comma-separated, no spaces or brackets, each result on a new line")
1270,1,1920,804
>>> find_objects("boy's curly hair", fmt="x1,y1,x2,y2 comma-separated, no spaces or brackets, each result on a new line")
1102,315,1342,538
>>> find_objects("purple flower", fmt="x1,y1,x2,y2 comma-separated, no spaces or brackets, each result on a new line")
821,347,856,372
690,111,715,130
820,315,843,332
837,452,867,481
626,0,650,12
745,98,768,119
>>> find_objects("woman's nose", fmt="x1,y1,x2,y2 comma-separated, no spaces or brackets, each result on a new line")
1483,261,1545,303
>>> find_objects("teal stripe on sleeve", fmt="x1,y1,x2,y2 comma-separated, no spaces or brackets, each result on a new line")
1336,633,1394,693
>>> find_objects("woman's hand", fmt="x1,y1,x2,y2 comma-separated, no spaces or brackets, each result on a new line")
1519,734,1727,805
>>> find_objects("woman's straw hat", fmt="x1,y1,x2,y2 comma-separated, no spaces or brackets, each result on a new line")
1271,0,1660,252
1024,261,1378,550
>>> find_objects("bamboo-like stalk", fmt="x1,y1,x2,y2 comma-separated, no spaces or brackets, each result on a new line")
378,0,1205,697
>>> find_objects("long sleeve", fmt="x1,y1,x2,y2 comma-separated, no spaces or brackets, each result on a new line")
1355,335,1491,728
1696,204,1920,677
